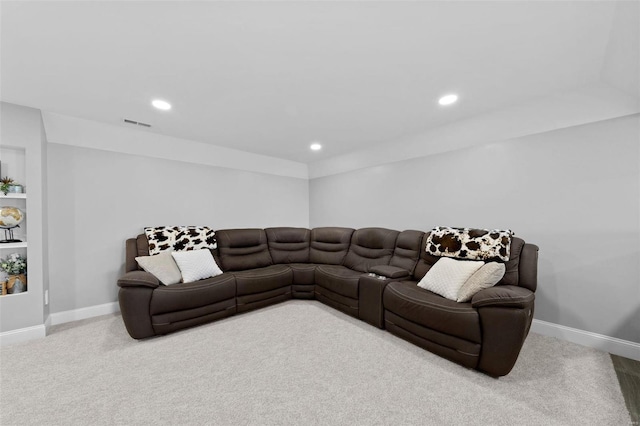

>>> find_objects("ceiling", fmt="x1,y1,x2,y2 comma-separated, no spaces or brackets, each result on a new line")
1,1,638,164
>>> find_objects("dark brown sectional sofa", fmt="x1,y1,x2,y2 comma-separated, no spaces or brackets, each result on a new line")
118,227,538,377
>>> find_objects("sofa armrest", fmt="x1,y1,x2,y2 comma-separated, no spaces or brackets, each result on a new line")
369,265,410,279
117,271,160,289
118,286,156,339
471,285,534,309
473,285,535,376
359,270,410,328
519,243,539,292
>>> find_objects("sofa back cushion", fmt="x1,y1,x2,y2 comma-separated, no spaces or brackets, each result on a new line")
123,235,148,272
310,227,354,265
413,234,537,291
137,234,150,256
343,227,399,272
216,229,273,271
413,233,437,281
265,227,310,264
499,237,524,287
389,230,425,274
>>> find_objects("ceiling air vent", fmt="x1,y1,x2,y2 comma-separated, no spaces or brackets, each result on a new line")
123,118,151,128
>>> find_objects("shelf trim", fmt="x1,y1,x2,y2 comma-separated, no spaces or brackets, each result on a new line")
0,291,29,298
0,242,27,249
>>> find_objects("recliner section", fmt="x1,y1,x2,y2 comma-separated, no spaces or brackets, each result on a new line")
382,232,534,375
118,226,539,377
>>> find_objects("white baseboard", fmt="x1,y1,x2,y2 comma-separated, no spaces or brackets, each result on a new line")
0,324,46,346
531,319,640,361
1,303,120,347
49,302,120,326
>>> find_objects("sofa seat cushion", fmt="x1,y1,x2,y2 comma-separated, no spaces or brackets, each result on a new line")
383,281,481,344
150,273,236,316
315,265,362,299
232,264,293,296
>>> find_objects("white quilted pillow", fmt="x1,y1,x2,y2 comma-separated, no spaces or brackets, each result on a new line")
171,249,223,283
417,257,484,301
456,262,506,302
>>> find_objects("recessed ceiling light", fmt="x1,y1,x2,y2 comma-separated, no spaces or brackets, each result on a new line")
438,94,458,106
310,143,322,151
152,99,172,110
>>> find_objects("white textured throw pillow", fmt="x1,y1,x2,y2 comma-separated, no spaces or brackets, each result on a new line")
135,251,182,285
456,262,506,303
417,257,484,301
171,249,223,283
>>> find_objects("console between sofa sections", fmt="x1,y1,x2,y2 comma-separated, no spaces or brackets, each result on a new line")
117,226,538,377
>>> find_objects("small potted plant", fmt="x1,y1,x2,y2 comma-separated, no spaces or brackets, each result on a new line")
1,177,14,195
0,176,23,195
0,253,27,294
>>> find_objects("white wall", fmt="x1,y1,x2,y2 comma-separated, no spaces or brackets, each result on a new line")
43,112,308,179
308,85,639,179
47,143,309,314
310,115,640,344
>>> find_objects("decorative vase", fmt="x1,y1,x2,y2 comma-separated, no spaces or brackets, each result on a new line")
1,281,6,295
7,274,26,294
7,184,23,193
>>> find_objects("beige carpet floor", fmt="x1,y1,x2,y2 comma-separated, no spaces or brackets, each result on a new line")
0,300,631,425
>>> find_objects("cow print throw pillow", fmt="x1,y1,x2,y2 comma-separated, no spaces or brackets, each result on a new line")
144,226,217,256
426,226,513,262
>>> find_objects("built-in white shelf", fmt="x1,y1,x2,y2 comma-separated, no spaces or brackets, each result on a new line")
0,193,27,199
0,291,29,298
1,107,45,340
0,241,27,250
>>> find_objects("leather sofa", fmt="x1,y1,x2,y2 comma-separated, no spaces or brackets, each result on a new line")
118,227,538,377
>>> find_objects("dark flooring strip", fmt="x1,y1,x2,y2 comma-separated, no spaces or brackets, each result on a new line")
611,354,640,424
